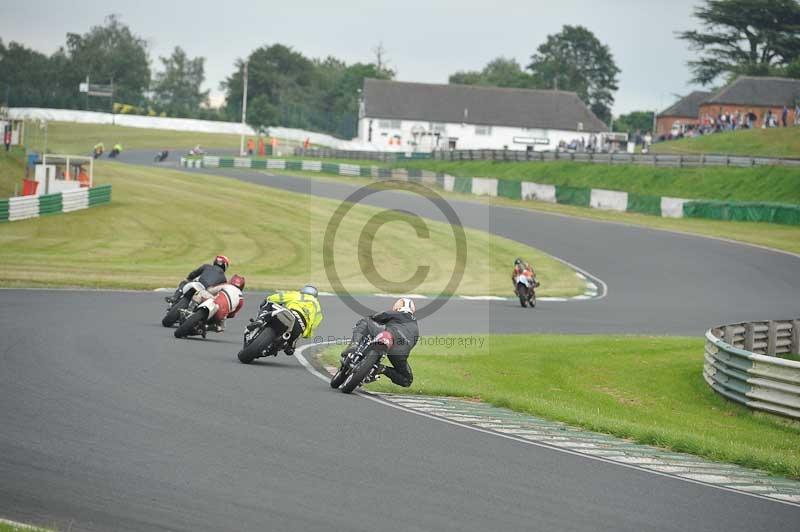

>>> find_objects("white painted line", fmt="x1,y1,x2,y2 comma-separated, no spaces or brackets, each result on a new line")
294,342,800,509
153,287,172,292
575,272,587,280
459,295,508,301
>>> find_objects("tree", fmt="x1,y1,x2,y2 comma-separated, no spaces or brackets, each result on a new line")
0,39,53,107
679,0,800,84
449,57,536,88
527,25,620,123
66,15,151,106
613,111,655,133
151,46,209,116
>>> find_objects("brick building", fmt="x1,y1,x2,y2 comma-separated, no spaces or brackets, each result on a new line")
655,91,712,137
698,76,800,128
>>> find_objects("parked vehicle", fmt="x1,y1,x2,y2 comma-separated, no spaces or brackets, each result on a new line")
330,332,393,394
515,273,537,308
236,303,297,364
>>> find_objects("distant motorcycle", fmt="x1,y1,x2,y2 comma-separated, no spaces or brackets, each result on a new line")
515,274,537,308
188,146,204,156
236,303,298,364
330,332,394,394
92,147,104,159
108,147,121,158
154,150,169,162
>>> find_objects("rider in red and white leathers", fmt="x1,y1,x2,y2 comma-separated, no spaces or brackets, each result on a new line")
194,274,246,332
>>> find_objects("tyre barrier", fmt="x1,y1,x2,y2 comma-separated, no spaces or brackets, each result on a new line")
179,156,800,225
704,320,800,419
0,185,112,223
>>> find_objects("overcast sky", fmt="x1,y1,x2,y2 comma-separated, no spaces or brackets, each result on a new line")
0,0,705,115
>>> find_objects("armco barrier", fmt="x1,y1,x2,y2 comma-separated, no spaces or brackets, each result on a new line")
180,156,800,225
1,185,112,223
704,320,800,420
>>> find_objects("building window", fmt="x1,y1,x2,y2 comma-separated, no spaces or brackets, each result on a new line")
475,125,492,135
430,123,447,134
379,119,402,129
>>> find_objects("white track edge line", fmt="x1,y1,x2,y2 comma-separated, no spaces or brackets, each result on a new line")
294,341,800,509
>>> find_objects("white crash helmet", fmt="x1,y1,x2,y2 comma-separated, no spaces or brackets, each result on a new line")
392,297,416,315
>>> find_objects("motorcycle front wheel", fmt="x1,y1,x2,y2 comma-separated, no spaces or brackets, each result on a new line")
340,351,381,394
237,328,276,364
330,364,348,389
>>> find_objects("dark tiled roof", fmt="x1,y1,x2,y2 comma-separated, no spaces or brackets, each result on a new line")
363,79,609,132
704,76,800,107
659,91,713,117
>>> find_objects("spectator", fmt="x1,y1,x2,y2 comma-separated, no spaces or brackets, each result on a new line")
781,106,789,128
3,125,10,152
795,103,800,126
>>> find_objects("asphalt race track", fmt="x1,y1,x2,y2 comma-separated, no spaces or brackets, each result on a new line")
1,152,799,531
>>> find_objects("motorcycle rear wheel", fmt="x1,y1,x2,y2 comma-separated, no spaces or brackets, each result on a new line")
237,328,276,364
162,296,190,327
174,309,207,338
340,351,381,394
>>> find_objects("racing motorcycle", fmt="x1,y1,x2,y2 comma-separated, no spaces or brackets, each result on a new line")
330,331,394,394
236,303,298,364
154,150,169,162
173,289,230,339
162,280,204,327
515,273,537,308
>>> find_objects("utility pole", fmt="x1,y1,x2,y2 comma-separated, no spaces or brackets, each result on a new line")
239,61,248,157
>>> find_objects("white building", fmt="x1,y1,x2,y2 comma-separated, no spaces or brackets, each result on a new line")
358,79,609,152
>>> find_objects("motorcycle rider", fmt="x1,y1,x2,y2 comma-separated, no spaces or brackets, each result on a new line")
512,257,539,289
195,274,246,333
253,285,324,356
93,142,104,158
341,298,419,387
166,255,230,305
110,143,123,158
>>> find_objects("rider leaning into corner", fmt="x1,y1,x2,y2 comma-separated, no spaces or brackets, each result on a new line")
199,274,246,332
342,298,419,388
167,255,230,305
256,285,324,356
512,257,539,289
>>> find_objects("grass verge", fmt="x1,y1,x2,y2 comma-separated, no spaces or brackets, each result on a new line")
0,147,27,198
23,121,242,156
652,126,800,159
396,159,800,204
274,168,800,256
0,520,54,532
0,162,583,296
321,334,800,478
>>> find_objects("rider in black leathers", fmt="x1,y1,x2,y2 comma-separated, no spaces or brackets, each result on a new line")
342,298,419,387
166,255,230,305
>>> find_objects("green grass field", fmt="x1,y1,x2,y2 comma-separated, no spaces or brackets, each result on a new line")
395,159,800,204
0,161,583,296
0,147,26,198
321,334,800,478
0,521,53,532
23,121,243,156
652,126,800,159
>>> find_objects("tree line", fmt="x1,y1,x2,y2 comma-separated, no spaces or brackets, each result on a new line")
2,1,798,138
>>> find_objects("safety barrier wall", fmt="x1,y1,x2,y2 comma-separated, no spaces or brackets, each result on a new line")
0,185,112,223
179,156,800,225
294,146,800,168
704,320,800,420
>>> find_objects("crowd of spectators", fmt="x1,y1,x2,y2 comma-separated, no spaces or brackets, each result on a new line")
658,103,800,142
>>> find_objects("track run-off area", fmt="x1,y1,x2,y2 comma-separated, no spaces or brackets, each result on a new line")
1,151,799,531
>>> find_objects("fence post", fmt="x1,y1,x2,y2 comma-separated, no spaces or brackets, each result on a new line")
678,155,683,168
767,320,778,356
792,320,800,356
744,322,755,352
724,325,735,344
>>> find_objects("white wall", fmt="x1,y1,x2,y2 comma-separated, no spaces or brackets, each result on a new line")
358,116,603,152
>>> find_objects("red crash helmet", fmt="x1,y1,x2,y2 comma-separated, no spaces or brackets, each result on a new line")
214,255,230,271
230,275,245,290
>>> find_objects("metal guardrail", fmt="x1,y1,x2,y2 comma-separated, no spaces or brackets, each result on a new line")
703,319,800,419
293,147,800,168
